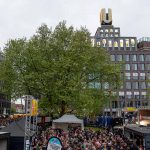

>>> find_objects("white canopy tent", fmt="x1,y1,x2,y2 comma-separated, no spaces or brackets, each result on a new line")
52,114,84,131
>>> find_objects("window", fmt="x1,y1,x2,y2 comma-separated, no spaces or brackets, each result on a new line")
110,29,113,32
95,82,101,89
119,96,125,101
141,82,146,89
135,101,141,108
126,91,132,95
147,73,150,79
126,82,131,89
124,55,130,61
108,40,112,47
105,34,108,37
139,55,144,61
131,39,135,47
125,39,129,47
115,29,118,32
105,29,108,32
89,82,95,88
146,55,150,61
126,101,133,107
142,101,148,106
119,92,125,100
132,55,137,61
133,73,138,80
148,82,150,88
125,73,131,80
126,91,132,99
117,55,122,61
132,64,138,70
102,39,106,47
119,91,125,96
134,92,140,99
120,39,124,47
139,64,145,70
146,64,150,70
114,41,118,47
140,73,145,80
103,82,109,89
110,55,115,61
125,64,130,70
141,92,146,99
97,41,101,47
89,74,95,80
130,101,133,107
133,82,139,89
100,29,103,32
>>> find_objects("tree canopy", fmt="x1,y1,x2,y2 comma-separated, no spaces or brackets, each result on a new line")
0,21,121,117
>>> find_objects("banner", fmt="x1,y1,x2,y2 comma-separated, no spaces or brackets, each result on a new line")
31,99,38,116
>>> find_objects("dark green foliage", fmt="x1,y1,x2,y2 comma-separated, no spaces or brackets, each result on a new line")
0,21,121,117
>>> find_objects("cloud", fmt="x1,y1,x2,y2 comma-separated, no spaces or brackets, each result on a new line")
0,0,150,49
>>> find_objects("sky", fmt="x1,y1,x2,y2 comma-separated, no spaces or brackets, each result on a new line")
0,0,150,50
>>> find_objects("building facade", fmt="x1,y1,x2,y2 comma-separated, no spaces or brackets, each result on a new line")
0,52,11,115
91,9,150,112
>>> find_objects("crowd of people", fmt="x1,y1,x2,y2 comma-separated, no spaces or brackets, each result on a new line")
0,114,144,149
31,126,143,150
0,115,23,127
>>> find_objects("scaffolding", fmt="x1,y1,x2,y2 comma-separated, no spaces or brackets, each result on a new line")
24,95,38,150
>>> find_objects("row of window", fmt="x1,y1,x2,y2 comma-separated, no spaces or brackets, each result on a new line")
119,91,146,96
125,63,150,71
99,28,119,33
89,82,108,89
99,33,119,38
89,81,148,90
0,102,10,108
124,82,147,89
111,54,150,62
119,95,146,100
124,72,147,80
91,38,136,47
0,109,10,115
119,101,148,108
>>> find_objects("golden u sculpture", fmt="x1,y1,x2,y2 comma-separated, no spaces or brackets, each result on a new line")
100,8,112,25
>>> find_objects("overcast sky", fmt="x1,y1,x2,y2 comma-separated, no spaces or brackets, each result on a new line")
0,0,150,50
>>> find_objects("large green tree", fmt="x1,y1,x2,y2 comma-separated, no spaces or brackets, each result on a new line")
0,21,121,117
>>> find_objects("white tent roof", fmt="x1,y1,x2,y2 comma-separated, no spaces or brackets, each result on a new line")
53,114,83,124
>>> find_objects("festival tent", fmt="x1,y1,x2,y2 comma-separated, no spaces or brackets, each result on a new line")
52,114,84,130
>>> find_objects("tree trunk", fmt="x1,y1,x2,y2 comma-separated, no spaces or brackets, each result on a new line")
60,100,66,116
